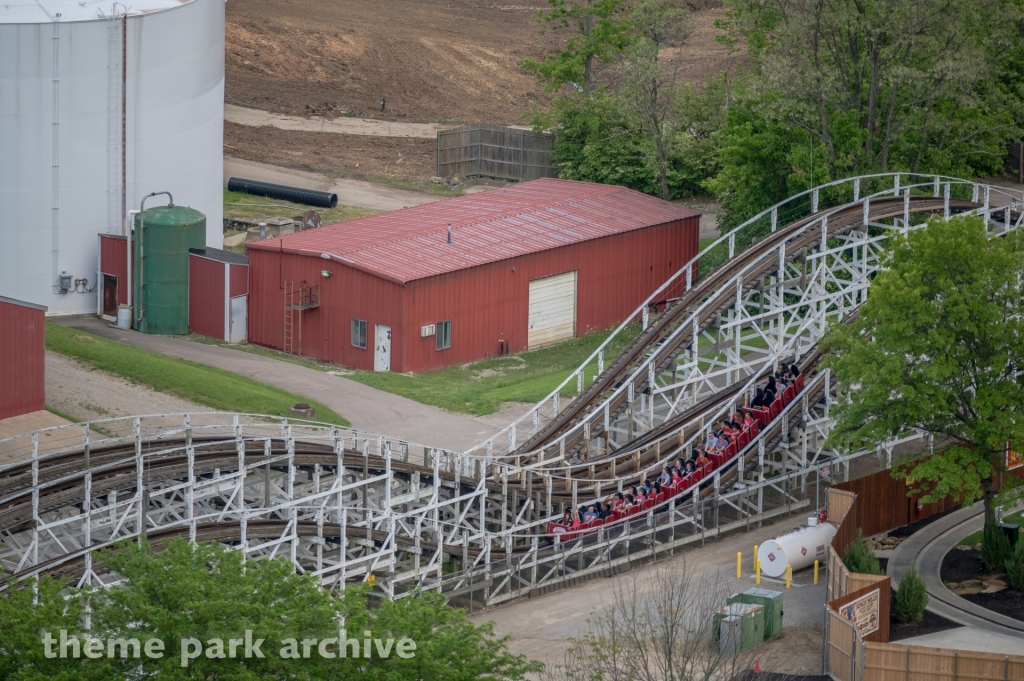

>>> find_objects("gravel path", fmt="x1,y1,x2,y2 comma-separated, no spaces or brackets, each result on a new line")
46,351,209,423
224,157,442,212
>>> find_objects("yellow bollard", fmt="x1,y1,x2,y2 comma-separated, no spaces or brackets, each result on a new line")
737,552,742,579
814,560,819,585
755,559,761,585
786,564,792,589
753,544,759,570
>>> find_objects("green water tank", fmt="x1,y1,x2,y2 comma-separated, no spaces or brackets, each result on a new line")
133,205,206,335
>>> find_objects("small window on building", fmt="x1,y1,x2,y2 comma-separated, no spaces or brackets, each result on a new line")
435,320,451,351
351,318,367,349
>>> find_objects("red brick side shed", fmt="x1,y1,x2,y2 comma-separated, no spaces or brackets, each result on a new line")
0,296,46,420
247,178,699,373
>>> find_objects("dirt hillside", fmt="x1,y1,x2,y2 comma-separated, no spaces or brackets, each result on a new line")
225,0,743,126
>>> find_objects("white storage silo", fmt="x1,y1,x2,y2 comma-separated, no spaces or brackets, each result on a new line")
0,0,224,316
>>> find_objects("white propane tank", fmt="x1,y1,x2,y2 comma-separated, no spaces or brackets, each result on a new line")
757,523,836,577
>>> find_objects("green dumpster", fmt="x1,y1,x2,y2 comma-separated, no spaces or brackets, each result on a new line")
728,588,784,639
712,602,764,651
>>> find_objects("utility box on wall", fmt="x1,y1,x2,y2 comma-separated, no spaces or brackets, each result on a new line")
188,248,249,342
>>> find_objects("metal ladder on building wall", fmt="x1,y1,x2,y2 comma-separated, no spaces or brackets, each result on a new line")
283,282,320,355
106,11,122,233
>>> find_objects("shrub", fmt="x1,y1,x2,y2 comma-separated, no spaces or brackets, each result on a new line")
1005,540,1024,591
842,530,884,575
895,565,929,624
982,523,1012,573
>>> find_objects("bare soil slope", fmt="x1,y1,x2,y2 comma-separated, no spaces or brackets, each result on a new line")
226,0,743,126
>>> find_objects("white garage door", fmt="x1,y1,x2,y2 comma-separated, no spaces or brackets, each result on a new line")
528,271,577,350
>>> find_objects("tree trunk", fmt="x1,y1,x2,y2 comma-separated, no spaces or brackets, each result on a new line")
982,475,996,525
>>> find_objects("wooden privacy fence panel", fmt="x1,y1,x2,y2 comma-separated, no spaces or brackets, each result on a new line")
829,578,891,643
826,607,860,681
832,467,959,538
828,488,859,555
849,572,888,596
864,643,1024,681
828,545,850,602
437,125,555,182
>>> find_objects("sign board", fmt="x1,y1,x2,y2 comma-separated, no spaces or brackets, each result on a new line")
840,588,880,638
1007,442,1022,471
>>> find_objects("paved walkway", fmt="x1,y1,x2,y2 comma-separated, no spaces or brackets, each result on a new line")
896,627,1024,656
225,104,530,139
52,316,504,452
889,501,1024,639
225,157,445,213
469,513,828,675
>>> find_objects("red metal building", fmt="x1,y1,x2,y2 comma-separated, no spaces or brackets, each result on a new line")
247,178,699,373
188,248,249,342
0,296,47,420
98,233,131,321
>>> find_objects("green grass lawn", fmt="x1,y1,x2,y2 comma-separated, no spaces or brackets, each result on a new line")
345,327,643,416
223,189,376,225
46,323,348,426
957,509,1024,547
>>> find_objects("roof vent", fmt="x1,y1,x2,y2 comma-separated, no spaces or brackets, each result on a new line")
447,222,453,244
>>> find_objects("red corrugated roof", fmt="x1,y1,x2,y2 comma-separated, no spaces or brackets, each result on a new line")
247,178,699,284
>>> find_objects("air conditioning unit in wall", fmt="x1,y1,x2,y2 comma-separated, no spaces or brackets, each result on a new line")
421,324,436,337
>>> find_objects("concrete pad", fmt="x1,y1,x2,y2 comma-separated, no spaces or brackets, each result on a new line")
0,410,72,464
224,157,443,213
896,626,1023,656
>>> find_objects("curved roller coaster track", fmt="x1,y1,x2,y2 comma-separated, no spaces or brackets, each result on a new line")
1,173,1021,604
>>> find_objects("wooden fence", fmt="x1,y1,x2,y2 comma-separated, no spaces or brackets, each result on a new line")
436,125,555,182
823,477,1024,681
826,606,860,681
863,643,1024,681
830,578,891,643
831,467,959,539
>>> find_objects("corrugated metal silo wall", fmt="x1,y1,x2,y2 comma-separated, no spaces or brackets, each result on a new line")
403,217,699,372
188,254,225,340
247,249,404,371
0,301,45,419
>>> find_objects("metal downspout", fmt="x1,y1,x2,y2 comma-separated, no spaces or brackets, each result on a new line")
135,192,174,327
49,13,62,294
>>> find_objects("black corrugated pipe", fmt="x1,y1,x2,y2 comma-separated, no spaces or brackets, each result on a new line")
227,177,338,209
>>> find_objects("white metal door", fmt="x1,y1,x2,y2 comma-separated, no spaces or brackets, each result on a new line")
375,324,392,372
528,270,577,350
229,295,247,343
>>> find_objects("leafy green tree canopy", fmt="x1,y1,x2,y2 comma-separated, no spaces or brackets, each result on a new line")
823,215,1024,524
0,539,542,681
522,0,634,95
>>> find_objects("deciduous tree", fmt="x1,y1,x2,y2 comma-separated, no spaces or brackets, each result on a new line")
523,0,634,95
823,215,1024,527
0,540,542,681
